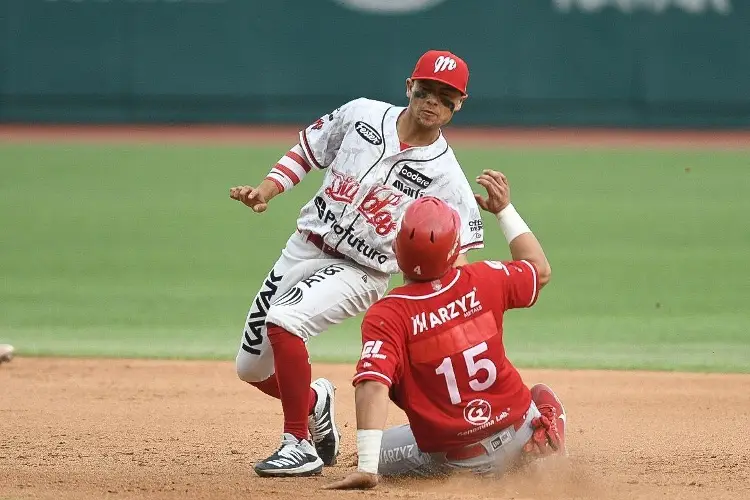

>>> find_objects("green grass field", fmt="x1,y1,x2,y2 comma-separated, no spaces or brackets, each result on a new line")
1,143,748,372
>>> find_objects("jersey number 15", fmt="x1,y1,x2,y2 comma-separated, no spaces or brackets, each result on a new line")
435,342,497,405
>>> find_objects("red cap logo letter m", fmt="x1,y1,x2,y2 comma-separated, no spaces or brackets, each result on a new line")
434,55,457,73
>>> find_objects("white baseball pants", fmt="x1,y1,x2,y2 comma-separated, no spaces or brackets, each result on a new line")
378,402,541,477
235,231,390,383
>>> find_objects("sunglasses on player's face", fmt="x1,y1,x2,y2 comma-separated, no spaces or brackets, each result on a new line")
412,82,461,112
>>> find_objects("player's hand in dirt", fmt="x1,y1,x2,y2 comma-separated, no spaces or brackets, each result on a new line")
229,185,269,213
322,471,379,490
474,170,511,214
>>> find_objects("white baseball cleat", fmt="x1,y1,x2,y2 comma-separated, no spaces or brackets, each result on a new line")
254,433,324,477
0,344,14,364
309,377,340,466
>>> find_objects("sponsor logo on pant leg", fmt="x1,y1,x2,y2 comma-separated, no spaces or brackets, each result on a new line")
242,270,283,355
272,264,346,308
379,444,417,464
272,287,304,307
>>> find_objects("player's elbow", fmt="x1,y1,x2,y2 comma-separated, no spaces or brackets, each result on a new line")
537,260,551,289
355,380,390,403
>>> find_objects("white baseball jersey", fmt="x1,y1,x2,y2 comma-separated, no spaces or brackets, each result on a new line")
294,97,484,275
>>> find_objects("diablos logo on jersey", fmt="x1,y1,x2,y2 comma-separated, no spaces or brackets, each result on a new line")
357,185,403,236
325,169,360,203
309,108,339,131
320,170,404,237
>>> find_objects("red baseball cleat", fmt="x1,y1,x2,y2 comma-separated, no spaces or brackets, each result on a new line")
530,383,567,456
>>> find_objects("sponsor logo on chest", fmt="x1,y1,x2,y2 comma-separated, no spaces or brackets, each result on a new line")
411,289,482,335
355,121,383,145
314,196,389,264
392,178,425,199
397,165,433,188
469,219,483,232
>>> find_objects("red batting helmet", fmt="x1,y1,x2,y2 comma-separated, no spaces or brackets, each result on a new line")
394,197,461,282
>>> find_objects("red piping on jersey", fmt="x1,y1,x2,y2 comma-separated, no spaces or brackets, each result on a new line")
461,241,484,250
300,130,325,169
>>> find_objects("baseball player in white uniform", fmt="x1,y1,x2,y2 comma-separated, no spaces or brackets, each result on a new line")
229,50,486,478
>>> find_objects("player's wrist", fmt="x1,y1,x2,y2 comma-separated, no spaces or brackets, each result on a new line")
356,429,383,475
259,178,281,199
496,204,531,243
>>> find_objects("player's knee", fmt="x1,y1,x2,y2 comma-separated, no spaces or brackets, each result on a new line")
266,309,311,342
235,351,270,383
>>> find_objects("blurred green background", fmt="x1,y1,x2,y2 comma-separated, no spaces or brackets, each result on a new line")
1,143,748,372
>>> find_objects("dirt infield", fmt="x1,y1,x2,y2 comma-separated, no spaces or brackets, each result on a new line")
2,358,749,500
0,124,749,149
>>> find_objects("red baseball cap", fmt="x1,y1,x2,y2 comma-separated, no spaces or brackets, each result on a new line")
411,50,469,96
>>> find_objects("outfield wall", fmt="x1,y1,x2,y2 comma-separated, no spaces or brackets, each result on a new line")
1,0,748,127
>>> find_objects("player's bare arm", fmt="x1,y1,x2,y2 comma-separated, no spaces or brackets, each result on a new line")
475,170,551,287
323,380,390,490
230,141,315,213
229,179,280,213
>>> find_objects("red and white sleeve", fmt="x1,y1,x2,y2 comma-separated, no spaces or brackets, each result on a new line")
264,144,313,193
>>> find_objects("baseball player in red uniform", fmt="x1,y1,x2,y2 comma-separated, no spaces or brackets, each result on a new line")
325,170,566,489
229,50,486,477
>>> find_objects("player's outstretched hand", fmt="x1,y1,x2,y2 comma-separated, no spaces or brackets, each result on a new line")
474,170,510,215
229,185,268,213
322,472,379,490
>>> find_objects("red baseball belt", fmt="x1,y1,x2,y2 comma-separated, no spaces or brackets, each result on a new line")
444,417,525,462
303,231,345,259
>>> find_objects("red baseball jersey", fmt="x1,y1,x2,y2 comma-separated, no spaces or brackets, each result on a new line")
353,260,540,453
